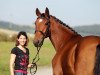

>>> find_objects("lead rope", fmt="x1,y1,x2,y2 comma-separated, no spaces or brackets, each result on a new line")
30,46,41,75
30,19,50,75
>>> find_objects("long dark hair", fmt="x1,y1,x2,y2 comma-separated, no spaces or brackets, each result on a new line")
15,31,29,46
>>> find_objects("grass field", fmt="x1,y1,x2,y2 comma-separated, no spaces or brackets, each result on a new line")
0,38,55,75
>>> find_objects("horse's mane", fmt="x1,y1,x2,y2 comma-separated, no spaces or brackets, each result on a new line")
39,13,80,35
50,15,79,35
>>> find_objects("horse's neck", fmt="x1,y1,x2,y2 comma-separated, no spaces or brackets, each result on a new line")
49,17,77,51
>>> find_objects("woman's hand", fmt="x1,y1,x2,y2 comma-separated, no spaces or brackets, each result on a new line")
28,64,33,68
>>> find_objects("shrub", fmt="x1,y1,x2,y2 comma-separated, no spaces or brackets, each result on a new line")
0,32,8,41
9,34,17,42
0,31,33,42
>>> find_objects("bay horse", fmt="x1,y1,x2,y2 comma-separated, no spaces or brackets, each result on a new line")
33,7,100,75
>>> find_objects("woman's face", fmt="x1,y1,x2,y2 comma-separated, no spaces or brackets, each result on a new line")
17,35,27,46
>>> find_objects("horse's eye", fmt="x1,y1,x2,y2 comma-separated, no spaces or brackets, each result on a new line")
45,21,50,25
34,22,36,25
34,30,36,34
45,22,48,25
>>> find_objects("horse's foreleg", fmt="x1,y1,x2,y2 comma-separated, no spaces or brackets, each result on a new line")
52,55,63,75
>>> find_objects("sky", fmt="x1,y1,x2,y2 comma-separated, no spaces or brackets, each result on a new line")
0,0,100,27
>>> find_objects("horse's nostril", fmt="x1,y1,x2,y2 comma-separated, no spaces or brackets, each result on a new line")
33,40,39,47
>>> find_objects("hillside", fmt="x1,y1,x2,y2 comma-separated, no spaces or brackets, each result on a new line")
0,21,100,36
74,24,100,36
0,21,34,34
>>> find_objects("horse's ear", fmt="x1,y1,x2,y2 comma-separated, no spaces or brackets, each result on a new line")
45,7,50,19
36,8,41,16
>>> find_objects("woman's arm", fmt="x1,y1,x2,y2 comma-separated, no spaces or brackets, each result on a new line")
10,54,16,75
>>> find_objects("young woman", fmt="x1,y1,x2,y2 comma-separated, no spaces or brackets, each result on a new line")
10,31,32,75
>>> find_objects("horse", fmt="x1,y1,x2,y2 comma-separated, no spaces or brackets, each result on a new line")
33,7,100,75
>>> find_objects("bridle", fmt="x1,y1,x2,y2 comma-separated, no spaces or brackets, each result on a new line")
30,16,50,75
34,19,50,38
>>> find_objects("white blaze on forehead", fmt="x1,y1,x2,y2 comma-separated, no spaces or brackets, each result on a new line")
38,19,43,23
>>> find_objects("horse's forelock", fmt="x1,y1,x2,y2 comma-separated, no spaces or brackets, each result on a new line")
37,13,45,19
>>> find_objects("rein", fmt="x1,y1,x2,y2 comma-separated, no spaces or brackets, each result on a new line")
30,46,41,75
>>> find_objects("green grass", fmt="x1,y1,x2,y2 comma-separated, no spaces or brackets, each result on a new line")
0,39,55,75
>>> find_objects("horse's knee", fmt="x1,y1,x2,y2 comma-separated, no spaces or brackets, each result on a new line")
53,65,63,75
52,59,63,75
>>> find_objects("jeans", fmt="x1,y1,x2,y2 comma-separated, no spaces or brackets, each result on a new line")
14,71,27,75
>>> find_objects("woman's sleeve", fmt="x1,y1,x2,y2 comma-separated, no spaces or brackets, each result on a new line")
11,47,17,55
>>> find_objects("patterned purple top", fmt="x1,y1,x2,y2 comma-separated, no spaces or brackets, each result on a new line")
11,47,29,71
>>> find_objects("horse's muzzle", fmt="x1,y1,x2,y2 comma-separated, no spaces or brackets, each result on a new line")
33,39,44,47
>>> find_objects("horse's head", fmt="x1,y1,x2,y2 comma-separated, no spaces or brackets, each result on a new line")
33,7,50,47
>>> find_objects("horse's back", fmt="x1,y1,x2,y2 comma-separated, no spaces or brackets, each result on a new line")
75,35,100,75
81,35,100,44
